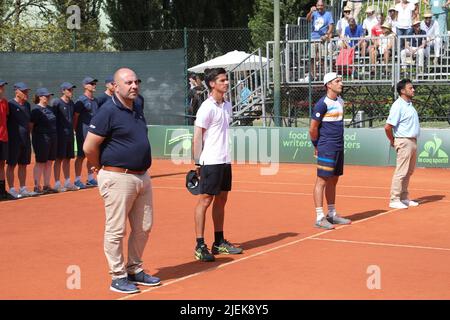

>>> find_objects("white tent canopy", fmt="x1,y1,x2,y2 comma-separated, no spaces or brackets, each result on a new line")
188,50,268,73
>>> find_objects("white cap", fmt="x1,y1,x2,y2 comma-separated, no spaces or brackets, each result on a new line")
323,72,341,85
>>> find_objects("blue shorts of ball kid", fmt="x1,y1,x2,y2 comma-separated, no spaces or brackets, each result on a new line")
317,150,344,177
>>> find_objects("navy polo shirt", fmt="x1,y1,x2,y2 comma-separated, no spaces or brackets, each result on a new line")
31,105,57,134
88,95,151,171
97,92,112,108
53,98,75,136
7,99,31,142
74,94,99,137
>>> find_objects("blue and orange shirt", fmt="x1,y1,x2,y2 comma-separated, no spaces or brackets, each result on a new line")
311,95,344,151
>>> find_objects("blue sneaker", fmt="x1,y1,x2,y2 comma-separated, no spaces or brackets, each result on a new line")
127,271,161,287
110,277,140,294
86,179,98,187
74,180,87,190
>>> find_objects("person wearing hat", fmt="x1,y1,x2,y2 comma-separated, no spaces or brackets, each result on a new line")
97,76,115,108
385,79,420,209
52,82,79,192
309,72,351,230
6,82,37,199
423,0,449,39
0,80,10,200
400,19,426,73
385,7,398,32
336,5,352,39
421,11,442,65
30,88,58,194
191,67,243,262
73,76,99,189
346,0,363,23
83,68,160,293
369,22,395,75
362,6,378,39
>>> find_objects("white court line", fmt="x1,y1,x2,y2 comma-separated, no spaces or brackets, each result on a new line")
153,186,450,203
158,177,450,194
118,206,404,300
309,238,450,252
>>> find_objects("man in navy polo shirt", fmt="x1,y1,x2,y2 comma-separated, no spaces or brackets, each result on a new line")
97,75,114,108
309,72,352,230
83,68,160,294
74,76,99,189
6,82,37,199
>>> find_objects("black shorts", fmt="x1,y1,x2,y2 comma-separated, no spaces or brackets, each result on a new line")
7,138,31,166
76,131,85,157
0,141,7,161
57,134,75,159
199,163,232,196
317,150,344,177
32,133,57,163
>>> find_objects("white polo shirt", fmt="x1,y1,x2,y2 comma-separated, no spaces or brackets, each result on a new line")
395,3,415,29
195,96,232,165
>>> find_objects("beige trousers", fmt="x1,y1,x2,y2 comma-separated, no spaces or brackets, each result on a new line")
390,138,417,202
97,169,153,279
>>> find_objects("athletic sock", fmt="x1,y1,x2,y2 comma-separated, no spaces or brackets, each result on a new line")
327,204,336,217
316,207,325,222
54,180,61,188
87,174,94,181
64,178,71,186
196,238,205,248
75,176,81,183
214,231,224,244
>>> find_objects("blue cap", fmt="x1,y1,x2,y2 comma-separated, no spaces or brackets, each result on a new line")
13,82,29,91
82,76,98,85
105,75,114,84
35,88,54,97
60,82,76,90
0,80,7,86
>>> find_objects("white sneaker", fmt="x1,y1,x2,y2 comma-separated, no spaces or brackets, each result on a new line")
54,184,67,193
389,200,408,209
64,183,80,191
8,189,22,199
401,199,419,207
19,187,38,197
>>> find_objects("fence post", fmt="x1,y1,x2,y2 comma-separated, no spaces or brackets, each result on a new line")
184,27,188,125
273,0,281,127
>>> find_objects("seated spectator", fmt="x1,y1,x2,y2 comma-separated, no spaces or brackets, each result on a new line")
401,19,426,72
238,80,253,111
369,22,395,74
342,17,367,58
385,6,398,34
371,13,385,38
423,0,449,40
187,74,204,125
421,11,442,65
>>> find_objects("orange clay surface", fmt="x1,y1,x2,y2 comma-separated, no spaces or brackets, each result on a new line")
0,159,449,300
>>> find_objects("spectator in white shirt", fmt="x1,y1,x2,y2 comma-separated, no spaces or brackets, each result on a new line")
395,0,415,37
362,6,378,38
421,11,442,64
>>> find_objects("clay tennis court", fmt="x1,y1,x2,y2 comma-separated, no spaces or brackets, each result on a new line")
0,159,449,300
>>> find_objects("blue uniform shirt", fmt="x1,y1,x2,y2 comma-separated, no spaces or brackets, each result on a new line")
53,98,75,136
97,92,112,108
386,97,420,138
31,105,57,134
88,95,152,171
74,94,99,137
311,96,345,151
7,99,31,143
311,11,334,40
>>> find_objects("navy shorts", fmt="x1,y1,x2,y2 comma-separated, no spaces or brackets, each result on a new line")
32,133,57,163
75,131,85,157
57,134,75,159
7,138,31,166
0,141,7,161
199,163,232,195
317,150,344,177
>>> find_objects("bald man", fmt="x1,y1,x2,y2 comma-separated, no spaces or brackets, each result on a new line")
83,68,160,294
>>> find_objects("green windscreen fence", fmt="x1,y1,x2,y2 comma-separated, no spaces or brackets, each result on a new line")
0,50,185,125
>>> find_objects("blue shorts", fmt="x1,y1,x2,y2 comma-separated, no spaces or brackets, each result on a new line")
32,133,57,163
7,138,31,166
75,131,85,157
57,134,75,159
317,150,344,177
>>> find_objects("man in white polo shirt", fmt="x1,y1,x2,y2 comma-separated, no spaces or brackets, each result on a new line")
192,67,243,262
385,79,420,209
